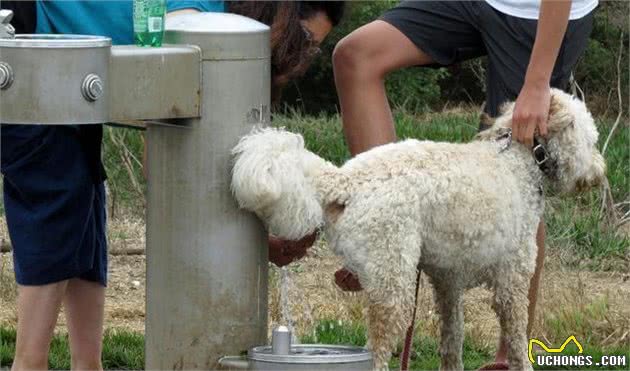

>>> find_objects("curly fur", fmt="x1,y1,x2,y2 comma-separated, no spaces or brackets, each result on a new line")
231,89,605,370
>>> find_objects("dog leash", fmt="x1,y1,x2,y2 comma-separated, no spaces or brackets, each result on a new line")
400,265,422,371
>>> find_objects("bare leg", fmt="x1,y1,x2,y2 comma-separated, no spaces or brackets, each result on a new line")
494,221,545,365
333,20,435,155
11,281,68,370
64,278,105,371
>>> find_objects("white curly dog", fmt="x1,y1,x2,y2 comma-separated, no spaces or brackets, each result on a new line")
231,89,606,371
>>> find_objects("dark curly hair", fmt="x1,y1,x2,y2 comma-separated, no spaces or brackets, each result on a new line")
227,1,345,102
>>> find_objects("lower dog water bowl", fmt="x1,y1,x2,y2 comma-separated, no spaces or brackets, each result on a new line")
220,344,373,370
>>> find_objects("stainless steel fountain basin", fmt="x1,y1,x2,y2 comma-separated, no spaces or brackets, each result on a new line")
0,34,111,124
220,344,373,370
247,344,373,370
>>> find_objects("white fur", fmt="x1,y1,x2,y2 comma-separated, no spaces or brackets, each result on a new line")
231,89,606,370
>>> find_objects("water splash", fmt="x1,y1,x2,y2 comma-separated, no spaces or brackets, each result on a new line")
279,267,292,327
279,266,299,344
278,263,319,344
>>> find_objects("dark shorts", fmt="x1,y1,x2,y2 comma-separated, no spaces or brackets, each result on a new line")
1,125,107,286
380,1,594,117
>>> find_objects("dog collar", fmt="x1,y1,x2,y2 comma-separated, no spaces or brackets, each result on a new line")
496,129,556,177
532,136,557,178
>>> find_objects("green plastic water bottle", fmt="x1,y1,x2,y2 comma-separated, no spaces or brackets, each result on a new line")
133,0,166,47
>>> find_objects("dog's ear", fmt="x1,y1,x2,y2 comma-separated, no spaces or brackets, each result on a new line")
232,154,283,212
549,92,563,117
547,91,575,133
231,131,286,212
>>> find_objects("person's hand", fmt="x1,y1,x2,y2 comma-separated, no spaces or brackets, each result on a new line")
512,81,550,148
268,232,317,267
334,267,362,291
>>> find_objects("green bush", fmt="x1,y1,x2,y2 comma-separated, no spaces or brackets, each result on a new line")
102,126,146,218
280,1,449,114
572,7,629,114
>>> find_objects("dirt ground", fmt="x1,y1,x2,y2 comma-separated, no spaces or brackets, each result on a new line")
1,217,629,350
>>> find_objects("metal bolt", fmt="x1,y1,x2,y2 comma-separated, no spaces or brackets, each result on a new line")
81,73,104,101
0,62,13,90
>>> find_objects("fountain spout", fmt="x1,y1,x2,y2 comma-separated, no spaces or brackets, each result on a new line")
272,326,292,355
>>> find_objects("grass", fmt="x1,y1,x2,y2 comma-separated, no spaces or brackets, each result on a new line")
0,327,144,370
273,108,480,166
0,323,488,370
101,126,146,218
543,118,629,270
302,319,630,370
3,319,627,370
301,319,493,370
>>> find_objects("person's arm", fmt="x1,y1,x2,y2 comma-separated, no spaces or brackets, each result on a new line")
512,0,572,147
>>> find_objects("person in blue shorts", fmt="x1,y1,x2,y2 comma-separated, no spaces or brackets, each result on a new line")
2,1,343,369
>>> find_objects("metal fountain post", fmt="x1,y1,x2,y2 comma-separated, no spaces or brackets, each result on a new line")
0,11,270,369
144,14,270,369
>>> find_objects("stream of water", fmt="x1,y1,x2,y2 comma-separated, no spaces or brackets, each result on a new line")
279,266,317,344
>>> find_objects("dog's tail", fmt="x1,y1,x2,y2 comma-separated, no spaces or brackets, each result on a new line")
231,127,349,240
